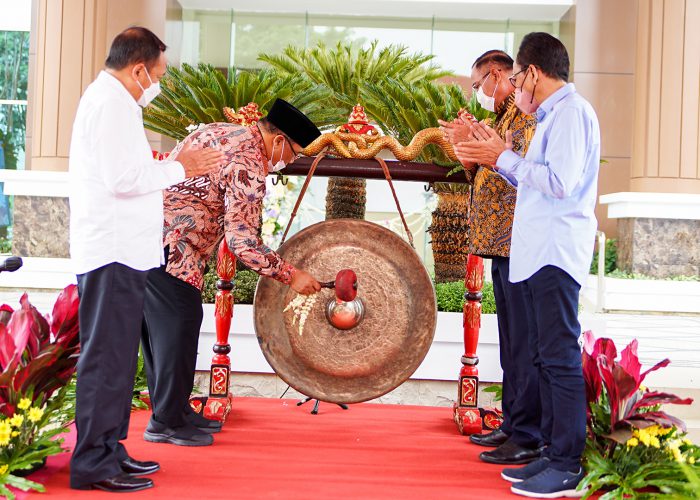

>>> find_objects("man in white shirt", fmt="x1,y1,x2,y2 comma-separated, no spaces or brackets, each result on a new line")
68,27,224,493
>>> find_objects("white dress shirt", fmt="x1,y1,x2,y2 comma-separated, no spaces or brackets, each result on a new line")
69,71,185,275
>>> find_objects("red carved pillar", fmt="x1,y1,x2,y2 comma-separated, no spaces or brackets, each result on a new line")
203,239,236,421
453,254,484,435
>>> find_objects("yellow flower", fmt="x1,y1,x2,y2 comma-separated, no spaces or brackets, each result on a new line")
634,426,664,448
0,464,8,475
27,407,44,423
636,428,652,447
0,421,11,446
11,431,19,437
667,441,685,462
689,457,696,464
9,414,24,428
683,437,693,446
17,398,31,410
657,426,673,436
626,437,639,447
639,385,647,392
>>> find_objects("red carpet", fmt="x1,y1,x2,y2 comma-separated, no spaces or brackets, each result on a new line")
22,397,520,499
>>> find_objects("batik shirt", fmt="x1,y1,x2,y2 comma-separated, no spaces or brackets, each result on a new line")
163,123,295,290
466,93,537,258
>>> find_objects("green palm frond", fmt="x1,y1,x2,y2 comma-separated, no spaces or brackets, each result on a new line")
359,78,469,164
143,63,343,140
259,40,452,122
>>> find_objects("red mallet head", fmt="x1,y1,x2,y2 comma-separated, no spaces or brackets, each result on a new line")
334,269,357,302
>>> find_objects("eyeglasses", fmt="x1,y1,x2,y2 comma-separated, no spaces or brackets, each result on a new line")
471,72,490,91
281,134,303,162
289,143,303,162
508,68,527,87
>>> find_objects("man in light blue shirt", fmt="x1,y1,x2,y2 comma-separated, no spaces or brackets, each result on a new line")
456,32,599,498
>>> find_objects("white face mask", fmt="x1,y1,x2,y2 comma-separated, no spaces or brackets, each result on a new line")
136,70,161,107
476,74,497,113
268,137,287,172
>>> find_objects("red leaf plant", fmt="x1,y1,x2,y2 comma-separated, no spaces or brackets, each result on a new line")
582,330,693,444
0,285,80,417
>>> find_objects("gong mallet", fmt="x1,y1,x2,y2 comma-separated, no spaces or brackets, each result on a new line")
319,268,358,301
320,269,365,331
297,269,358,414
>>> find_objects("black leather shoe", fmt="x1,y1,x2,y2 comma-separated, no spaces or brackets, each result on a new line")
75,473,153,492
185,409,222,434
479,439,542,465
144,419,213,447
470,429,509,447
120,457,160,476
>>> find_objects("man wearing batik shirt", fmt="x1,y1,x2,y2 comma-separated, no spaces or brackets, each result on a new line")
458,33,601,497
442,50,542,466
141,99,322,447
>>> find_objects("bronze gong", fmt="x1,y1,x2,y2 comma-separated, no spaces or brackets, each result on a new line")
254,219,437,404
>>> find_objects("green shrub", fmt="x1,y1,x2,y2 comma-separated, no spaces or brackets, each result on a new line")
435,280,496,314
590,238,617,275
202,268,260,304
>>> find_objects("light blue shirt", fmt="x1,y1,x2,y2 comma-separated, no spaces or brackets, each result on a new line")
496,83,600,286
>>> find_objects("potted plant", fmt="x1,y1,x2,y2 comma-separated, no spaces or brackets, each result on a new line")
0,285,80,499
580,331,699,498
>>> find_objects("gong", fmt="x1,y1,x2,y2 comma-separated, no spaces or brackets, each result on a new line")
254,219,437,404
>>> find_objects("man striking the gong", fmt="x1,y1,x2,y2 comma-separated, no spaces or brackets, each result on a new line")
141,99,322,447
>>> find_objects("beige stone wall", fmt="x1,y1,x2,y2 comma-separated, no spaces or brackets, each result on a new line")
12,196,69,258
618,217,700,277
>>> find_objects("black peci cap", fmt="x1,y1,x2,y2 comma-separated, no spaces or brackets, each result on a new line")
266,99,321,148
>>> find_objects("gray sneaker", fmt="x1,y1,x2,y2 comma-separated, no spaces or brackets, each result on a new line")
511,466,586,498
502,457,551,483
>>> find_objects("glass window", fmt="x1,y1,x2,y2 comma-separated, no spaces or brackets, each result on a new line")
0,29,29,243
232,13,306,70
431,30,512,75
0,30,29,171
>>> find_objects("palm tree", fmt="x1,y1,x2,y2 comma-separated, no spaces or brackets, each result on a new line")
143,63,343,141
259,41,451,221
259,41,449,115
428,183,471,283
359,77,479,282
359,78,468,164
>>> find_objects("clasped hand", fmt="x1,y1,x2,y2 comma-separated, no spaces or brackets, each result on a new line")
439,118,512,170
175,139,226,178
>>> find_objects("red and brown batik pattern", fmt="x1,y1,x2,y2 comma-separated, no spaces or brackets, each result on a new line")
163,123,295,290
465,93,537,258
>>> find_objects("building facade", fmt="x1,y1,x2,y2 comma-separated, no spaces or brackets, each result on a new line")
5,0,700,278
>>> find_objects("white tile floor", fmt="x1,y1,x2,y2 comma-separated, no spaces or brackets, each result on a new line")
594,313,700,389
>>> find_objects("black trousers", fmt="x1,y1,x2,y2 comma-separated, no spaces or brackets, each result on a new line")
491,257,541,448
70,263,149,488
141,265,203,428
521,265,586,472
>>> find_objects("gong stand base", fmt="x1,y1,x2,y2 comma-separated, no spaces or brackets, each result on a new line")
189,393,234,422
297,397,349,415
192,239,237,423
453,255,504,435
